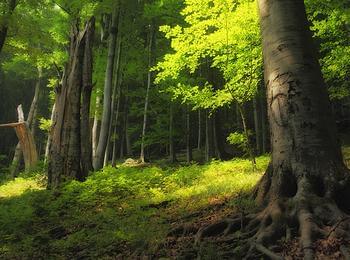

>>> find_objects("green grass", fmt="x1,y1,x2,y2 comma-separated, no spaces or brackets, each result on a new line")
0,156,269,259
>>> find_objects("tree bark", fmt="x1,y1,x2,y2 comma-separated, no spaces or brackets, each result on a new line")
140,24,154,163
92,96,101,159
48,18,95,188
250,0,350,257
260,84,268,154
104,29,122,167
80,18,95,178
94,5,120,170
10,67,42,177
0,0,17,55
44,103,56,164
253,97,262,155
186,105,192,163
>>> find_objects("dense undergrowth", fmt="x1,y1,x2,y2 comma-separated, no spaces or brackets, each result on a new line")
0,156,269,259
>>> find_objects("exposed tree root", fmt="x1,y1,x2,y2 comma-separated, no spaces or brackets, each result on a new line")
194,175,350,259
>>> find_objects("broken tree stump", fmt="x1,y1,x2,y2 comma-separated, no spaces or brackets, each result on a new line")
0,105,38,171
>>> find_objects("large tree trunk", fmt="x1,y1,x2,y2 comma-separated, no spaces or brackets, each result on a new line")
196,2,350,258
254,0,350,257
0,0,17,55
140,24,154,163
48,18,95,188
94,5,120,170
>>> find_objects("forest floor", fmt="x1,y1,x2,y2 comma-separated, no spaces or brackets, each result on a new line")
0,149,349,259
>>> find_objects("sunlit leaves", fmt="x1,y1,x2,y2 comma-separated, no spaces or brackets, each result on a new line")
155,0,262,110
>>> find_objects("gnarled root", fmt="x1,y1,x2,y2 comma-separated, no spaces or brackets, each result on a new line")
195,175,350,259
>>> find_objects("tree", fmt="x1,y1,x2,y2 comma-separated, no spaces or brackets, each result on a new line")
48,18,95,188
196,0,350,258
0,0,17,54
94,3,121,170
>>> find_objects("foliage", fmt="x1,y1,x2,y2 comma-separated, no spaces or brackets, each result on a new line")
0,156,269,258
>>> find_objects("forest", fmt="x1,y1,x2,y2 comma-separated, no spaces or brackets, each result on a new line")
0,0,350,259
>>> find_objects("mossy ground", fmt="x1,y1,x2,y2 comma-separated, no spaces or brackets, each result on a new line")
0,156,269,259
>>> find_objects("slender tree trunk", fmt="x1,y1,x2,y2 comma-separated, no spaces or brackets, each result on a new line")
205,110,214,162
238,104,256,169
10,66,42,177
44,103,56,164
111,80,124,166
125,110,132,158
80,19,95,178
92,96,101,159
197,110,201,149
140,24,154,163
0,0,17,55
186,105,192,163
94,6,120,170
253,97,262,155
104,22,122,166
169,104,176,163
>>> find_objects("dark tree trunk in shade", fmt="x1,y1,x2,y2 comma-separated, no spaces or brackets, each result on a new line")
186,105,192,163
80,18,95,178
169,104,176,163
0,0,17,55
197,110,201,149
48,18,95,188
205,110,214,162
214,111,232,160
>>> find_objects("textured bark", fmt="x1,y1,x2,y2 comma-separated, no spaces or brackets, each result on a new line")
10,67,42,176
260,85,268,154
253,97,262,155
80,18,95,178
0,0,17,55
104,29,122,166
0,105,38,172
48,18,95,188
248,0,350,257
140,24,154,163
94,5,120,170
196,3,350,258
